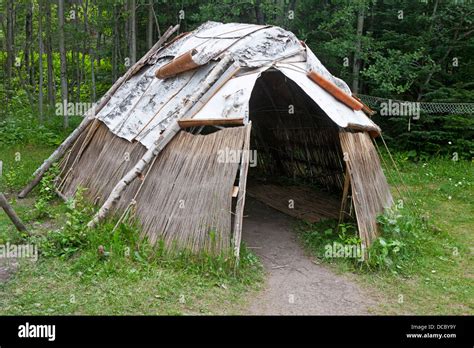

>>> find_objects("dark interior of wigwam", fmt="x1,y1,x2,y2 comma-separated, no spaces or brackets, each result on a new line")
245,69,347,222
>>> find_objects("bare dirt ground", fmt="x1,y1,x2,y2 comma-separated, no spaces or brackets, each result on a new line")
0,258,18,284
242,197,377,315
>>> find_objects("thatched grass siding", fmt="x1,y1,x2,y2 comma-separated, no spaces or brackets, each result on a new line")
59,121,247,254
133,126,246,253
339,131,393,247
59,121,146,210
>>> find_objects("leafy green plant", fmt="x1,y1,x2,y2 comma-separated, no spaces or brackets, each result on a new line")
36,187,93,258
3,161,25,189
33,164,60,219
297,219,364,264
366,207,427,273
297,204,445,275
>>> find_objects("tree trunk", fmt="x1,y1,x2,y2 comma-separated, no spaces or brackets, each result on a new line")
82,0,95,103
38,0,44,123
112,4,119,81
95,1,102,67
129,0,137,65
24,1,33,85
147,0,154,49
5,0,14,102
45,0,55,109
75,5,82,105
255,0,265,24
152,5,161,38
58,0,68,128
352,6,364,94
0,193,28,233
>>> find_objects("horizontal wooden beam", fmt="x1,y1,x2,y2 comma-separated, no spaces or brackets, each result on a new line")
178,118,244,129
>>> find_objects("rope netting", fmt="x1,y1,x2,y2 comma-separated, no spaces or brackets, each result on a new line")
357,94,474,115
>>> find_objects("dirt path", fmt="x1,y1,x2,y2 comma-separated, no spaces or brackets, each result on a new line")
242,198,377,315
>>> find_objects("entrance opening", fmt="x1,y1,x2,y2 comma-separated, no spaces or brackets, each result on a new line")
247,69,346,222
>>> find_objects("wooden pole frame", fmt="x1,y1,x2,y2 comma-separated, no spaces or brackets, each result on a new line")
232,122,252,260
0,193,28,233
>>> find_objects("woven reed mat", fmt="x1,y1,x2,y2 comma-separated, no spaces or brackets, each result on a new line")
247,183,340,222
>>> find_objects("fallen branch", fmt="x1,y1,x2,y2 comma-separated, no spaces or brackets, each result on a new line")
18,24,180,199
0,193,28,234
87,55,234,229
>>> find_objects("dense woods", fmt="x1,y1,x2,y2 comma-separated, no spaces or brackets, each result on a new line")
0,1,472,319
0,0,473,156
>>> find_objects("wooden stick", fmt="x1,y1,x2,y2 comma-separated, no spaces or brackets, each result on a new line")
18,24,180,199
0,193,28,233
233,122,252,260
87,55,234,229
178,118,244,128
338,164,351,226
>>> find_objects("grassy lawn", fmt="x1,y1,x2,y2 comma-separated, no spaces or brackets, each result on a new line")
1,141,472,315
364,156,473,315
0,144,263,315
298,154,473,315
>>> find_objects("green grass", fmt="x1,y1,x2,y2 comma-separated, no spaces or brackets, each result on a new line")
0,144,57,192
0,143,263,315
1,139,472,315
297,153,473,315
0,229,262,315
0,192,263,315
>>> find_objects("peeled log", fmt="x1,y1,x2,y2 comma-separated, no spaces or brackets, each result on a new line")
0,193,28,233
307,70,363,111
18,24,180,199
